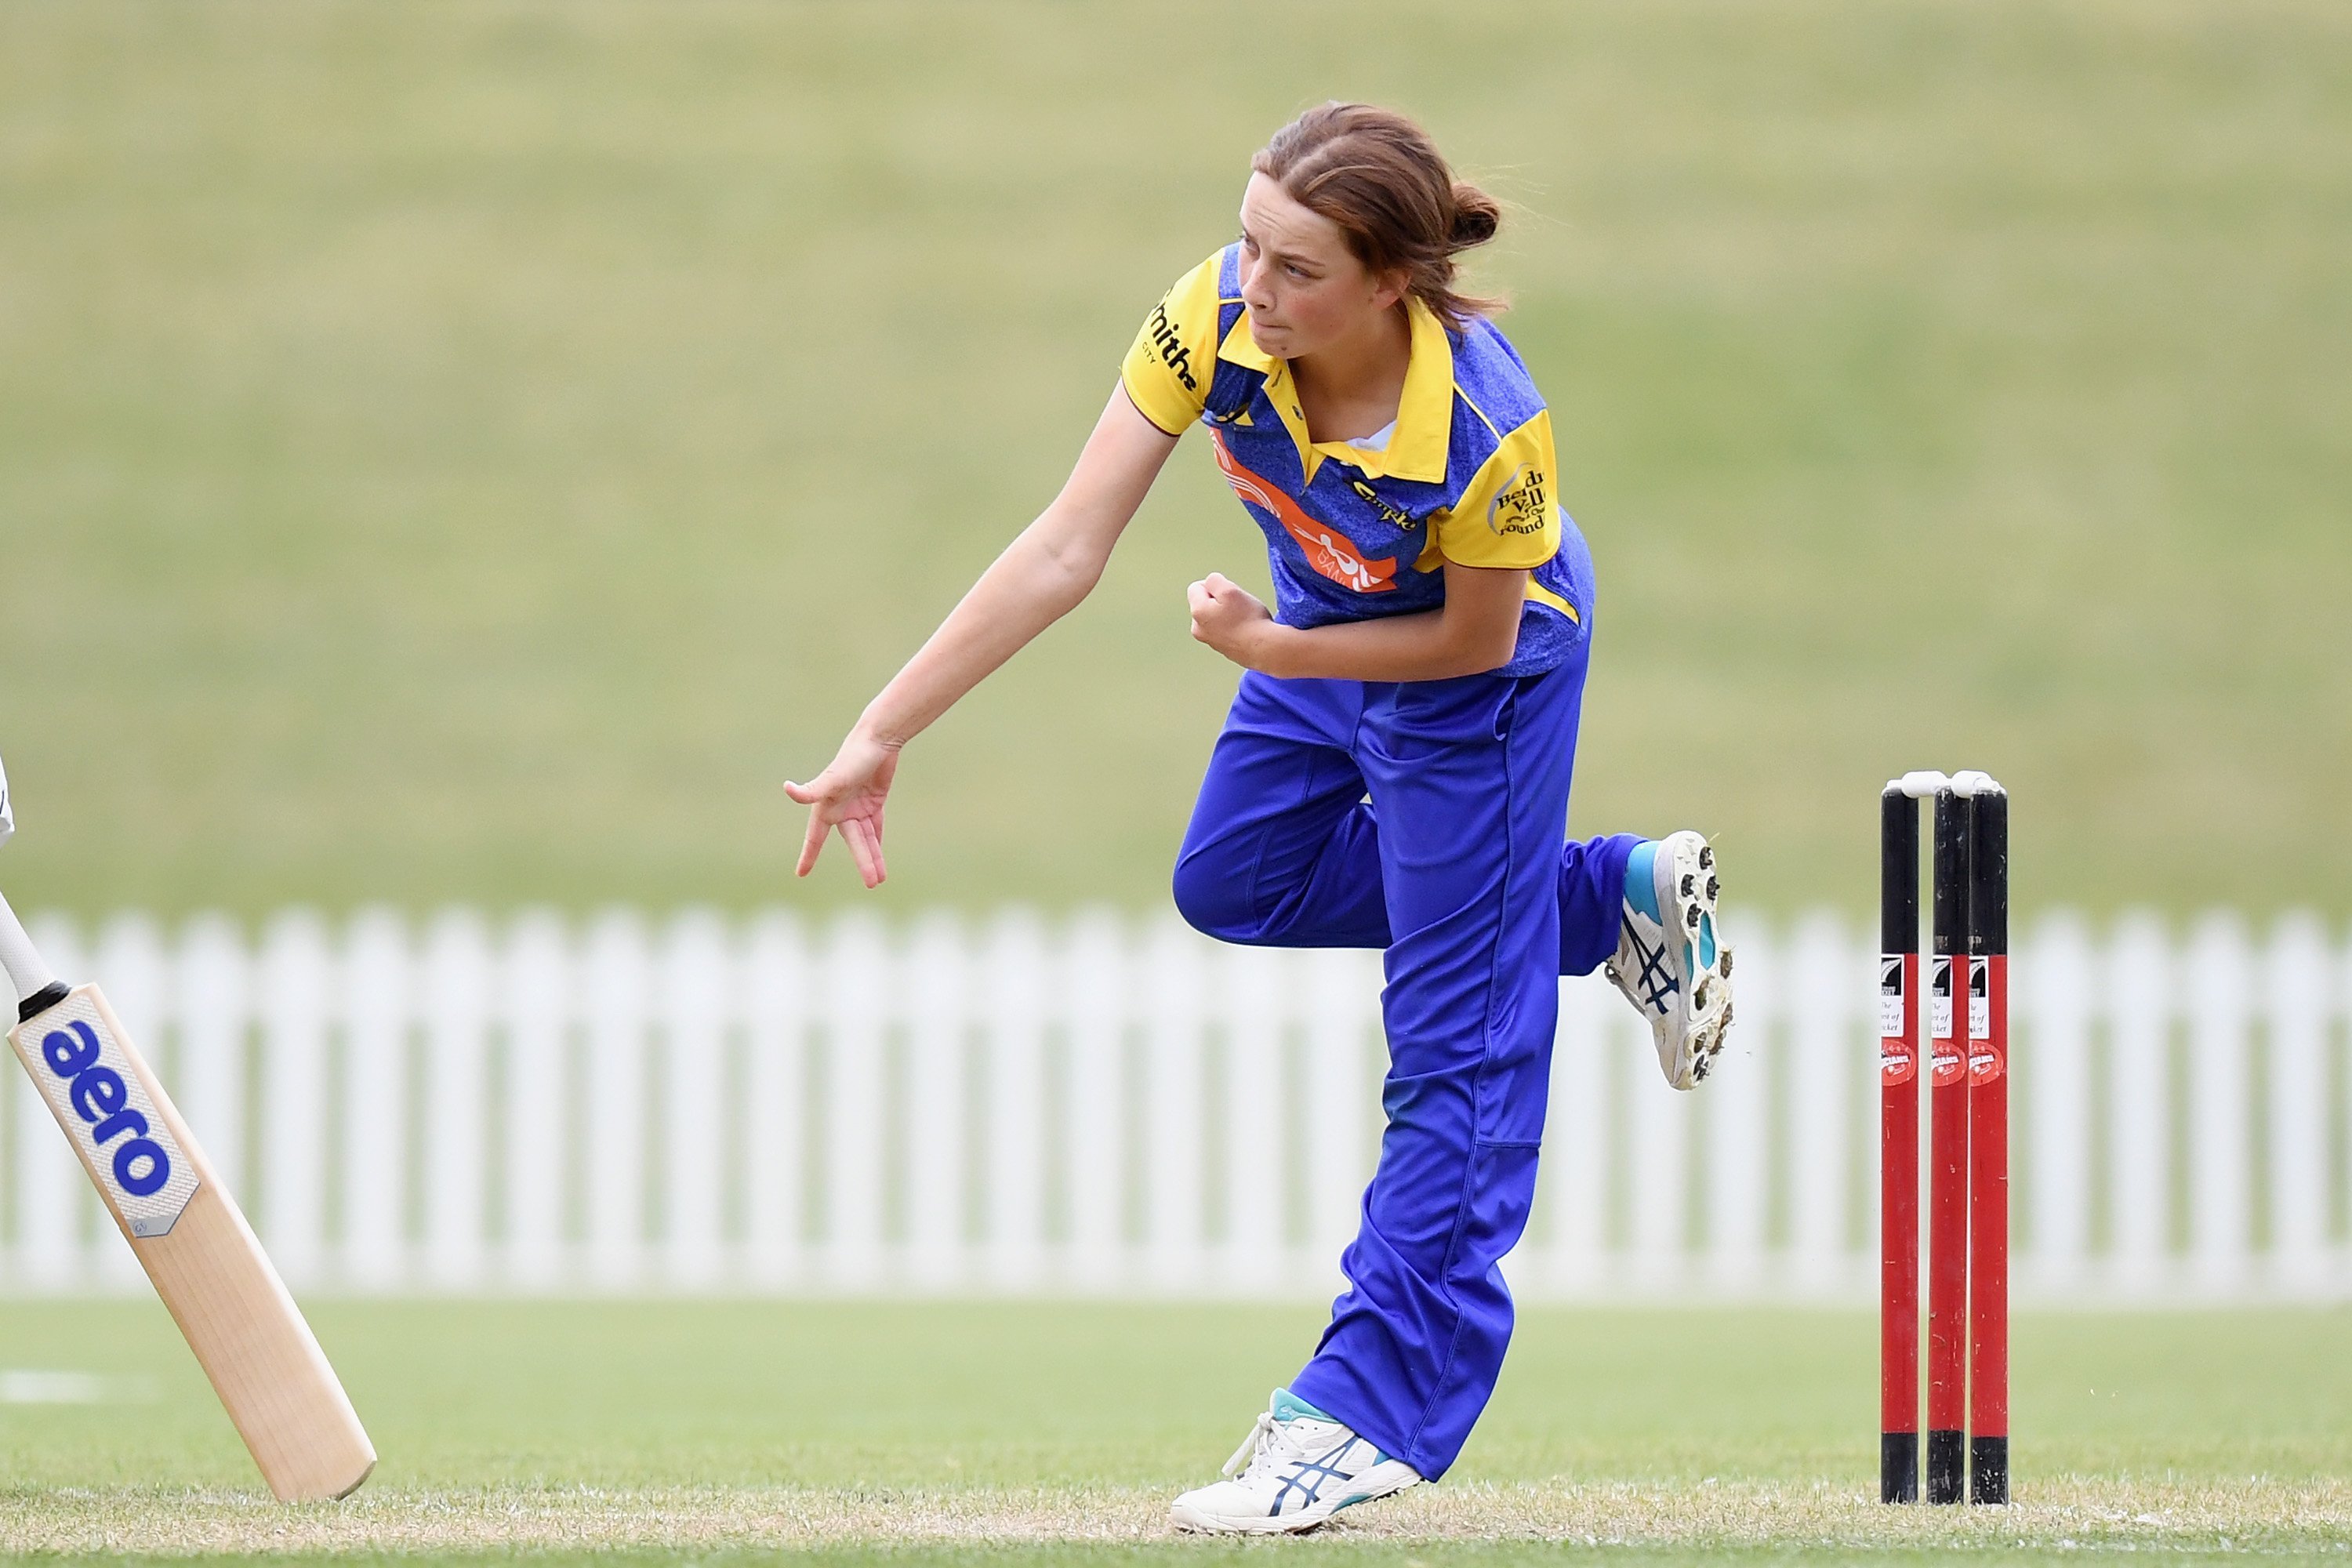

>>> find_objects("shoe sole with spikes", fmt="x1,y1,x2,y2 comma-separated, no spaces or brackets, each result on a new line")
1605,830,1735,1090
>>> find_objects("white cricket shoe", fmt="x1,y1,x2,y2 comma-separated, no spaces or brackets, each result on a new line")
1169,1389,1423,1535
1605,830,1735,1090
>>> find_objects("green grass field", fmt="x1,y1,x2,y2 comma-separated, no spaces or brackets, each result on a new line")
2,1,2348,920
2,1301,2349,1561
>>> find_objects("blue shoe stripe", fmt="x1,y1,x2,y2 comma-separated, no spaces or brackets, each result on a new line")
1625,915,1680,1014
1266,1437,1363,1514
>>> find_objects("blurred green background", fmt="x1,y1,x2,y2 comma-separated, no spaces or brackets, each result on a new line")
2,0,2345,920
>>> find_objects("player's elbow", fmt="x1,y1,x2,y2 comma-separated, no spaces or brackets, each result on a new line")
1474,621,1520,673
1043,546,1109,608
1021,512,1113,607
1444,613,1520,677
1432,562,1527,677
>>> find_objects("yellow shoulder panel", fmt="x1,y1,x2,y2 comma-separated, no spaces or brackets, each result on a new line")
1432,408,1561,570
1119,253,1224,435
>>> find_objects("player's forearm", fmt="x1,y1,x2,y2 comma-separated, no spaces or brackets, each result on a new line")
853,519,1104,750
1249,604,1519,683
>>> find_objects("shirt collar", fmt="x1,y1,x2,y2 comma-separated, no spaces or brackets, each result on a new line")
1217,295,1454,485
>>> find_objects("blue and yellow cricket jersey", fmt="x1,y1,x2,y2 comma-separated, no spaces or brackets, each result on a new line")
1121,244,1591,677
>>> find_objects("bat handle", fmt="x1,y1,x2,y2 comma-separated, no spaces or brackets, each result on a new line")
0,888,60,1016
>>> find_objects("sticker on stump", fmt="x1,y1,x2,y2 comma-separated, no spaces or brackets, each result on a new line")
9,991,199,1237
1878,954,1906,1040
1927,956,1965,1086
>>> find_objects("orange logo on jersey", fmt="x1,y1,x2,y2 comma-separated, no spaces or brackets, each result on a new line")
1210,430,1397,594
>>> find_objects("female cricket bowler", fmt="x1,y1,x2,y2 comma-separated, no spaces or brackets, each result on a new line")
786,103,1733,1534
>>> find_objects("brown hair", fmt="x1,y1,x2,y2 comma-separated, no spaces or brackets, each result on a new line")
1251,102,1504,331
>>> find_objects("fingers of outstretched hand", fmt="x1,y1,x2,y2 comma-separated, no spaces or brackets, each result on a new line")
793,797,829,878
786,775,840,877
785,757,891,886
841,815,887,888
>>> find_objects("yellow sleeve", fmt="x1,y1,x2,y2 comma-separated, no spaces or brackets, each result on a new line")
1118,253,1222,435
1432,408,1563,569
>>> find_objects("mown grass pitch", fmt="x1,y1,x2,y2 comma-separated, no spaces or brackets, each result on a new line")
2,1301,2347,1561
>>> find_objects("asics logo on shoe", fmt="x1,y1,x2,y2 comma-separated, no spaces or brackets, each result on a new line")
1624,917,1680,1014
1268,1439,1364,1515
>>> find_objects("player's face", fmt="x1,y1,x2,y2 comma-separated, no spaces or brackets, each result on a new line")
1237,172,1405,360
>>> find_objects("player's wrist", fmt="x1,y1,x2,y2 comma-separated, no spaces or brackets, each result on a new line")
1247,621,1304,678
850,714,910,754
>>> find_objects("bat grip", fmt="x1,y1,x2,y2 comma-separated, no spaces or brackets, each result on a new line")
0,888,59,1011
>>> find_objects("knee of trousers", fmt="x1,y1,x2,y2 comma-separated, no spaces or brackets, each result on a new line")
1171,848,1261,942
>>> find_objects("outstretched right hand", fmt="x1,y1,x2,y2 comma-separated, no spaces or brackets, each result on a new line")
783,730,901,889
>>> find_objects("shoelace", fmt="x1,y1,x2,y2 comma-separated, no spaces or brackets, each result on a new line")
1221,1410,1310,1479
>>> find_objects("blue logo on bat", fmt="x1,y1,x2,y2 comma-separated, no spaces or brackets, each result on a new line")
41,1021,172,1198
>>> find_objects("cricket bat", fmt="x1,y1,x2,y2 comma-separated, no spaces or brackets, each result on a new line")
0,756,375,1501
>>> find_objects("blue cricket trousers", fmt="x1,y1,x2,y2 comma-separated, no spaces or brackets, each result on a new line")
1171,654,1636,1481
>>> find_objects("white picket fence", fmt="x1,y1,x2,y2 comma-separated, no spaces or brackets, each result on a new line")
2,906,2347,1301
